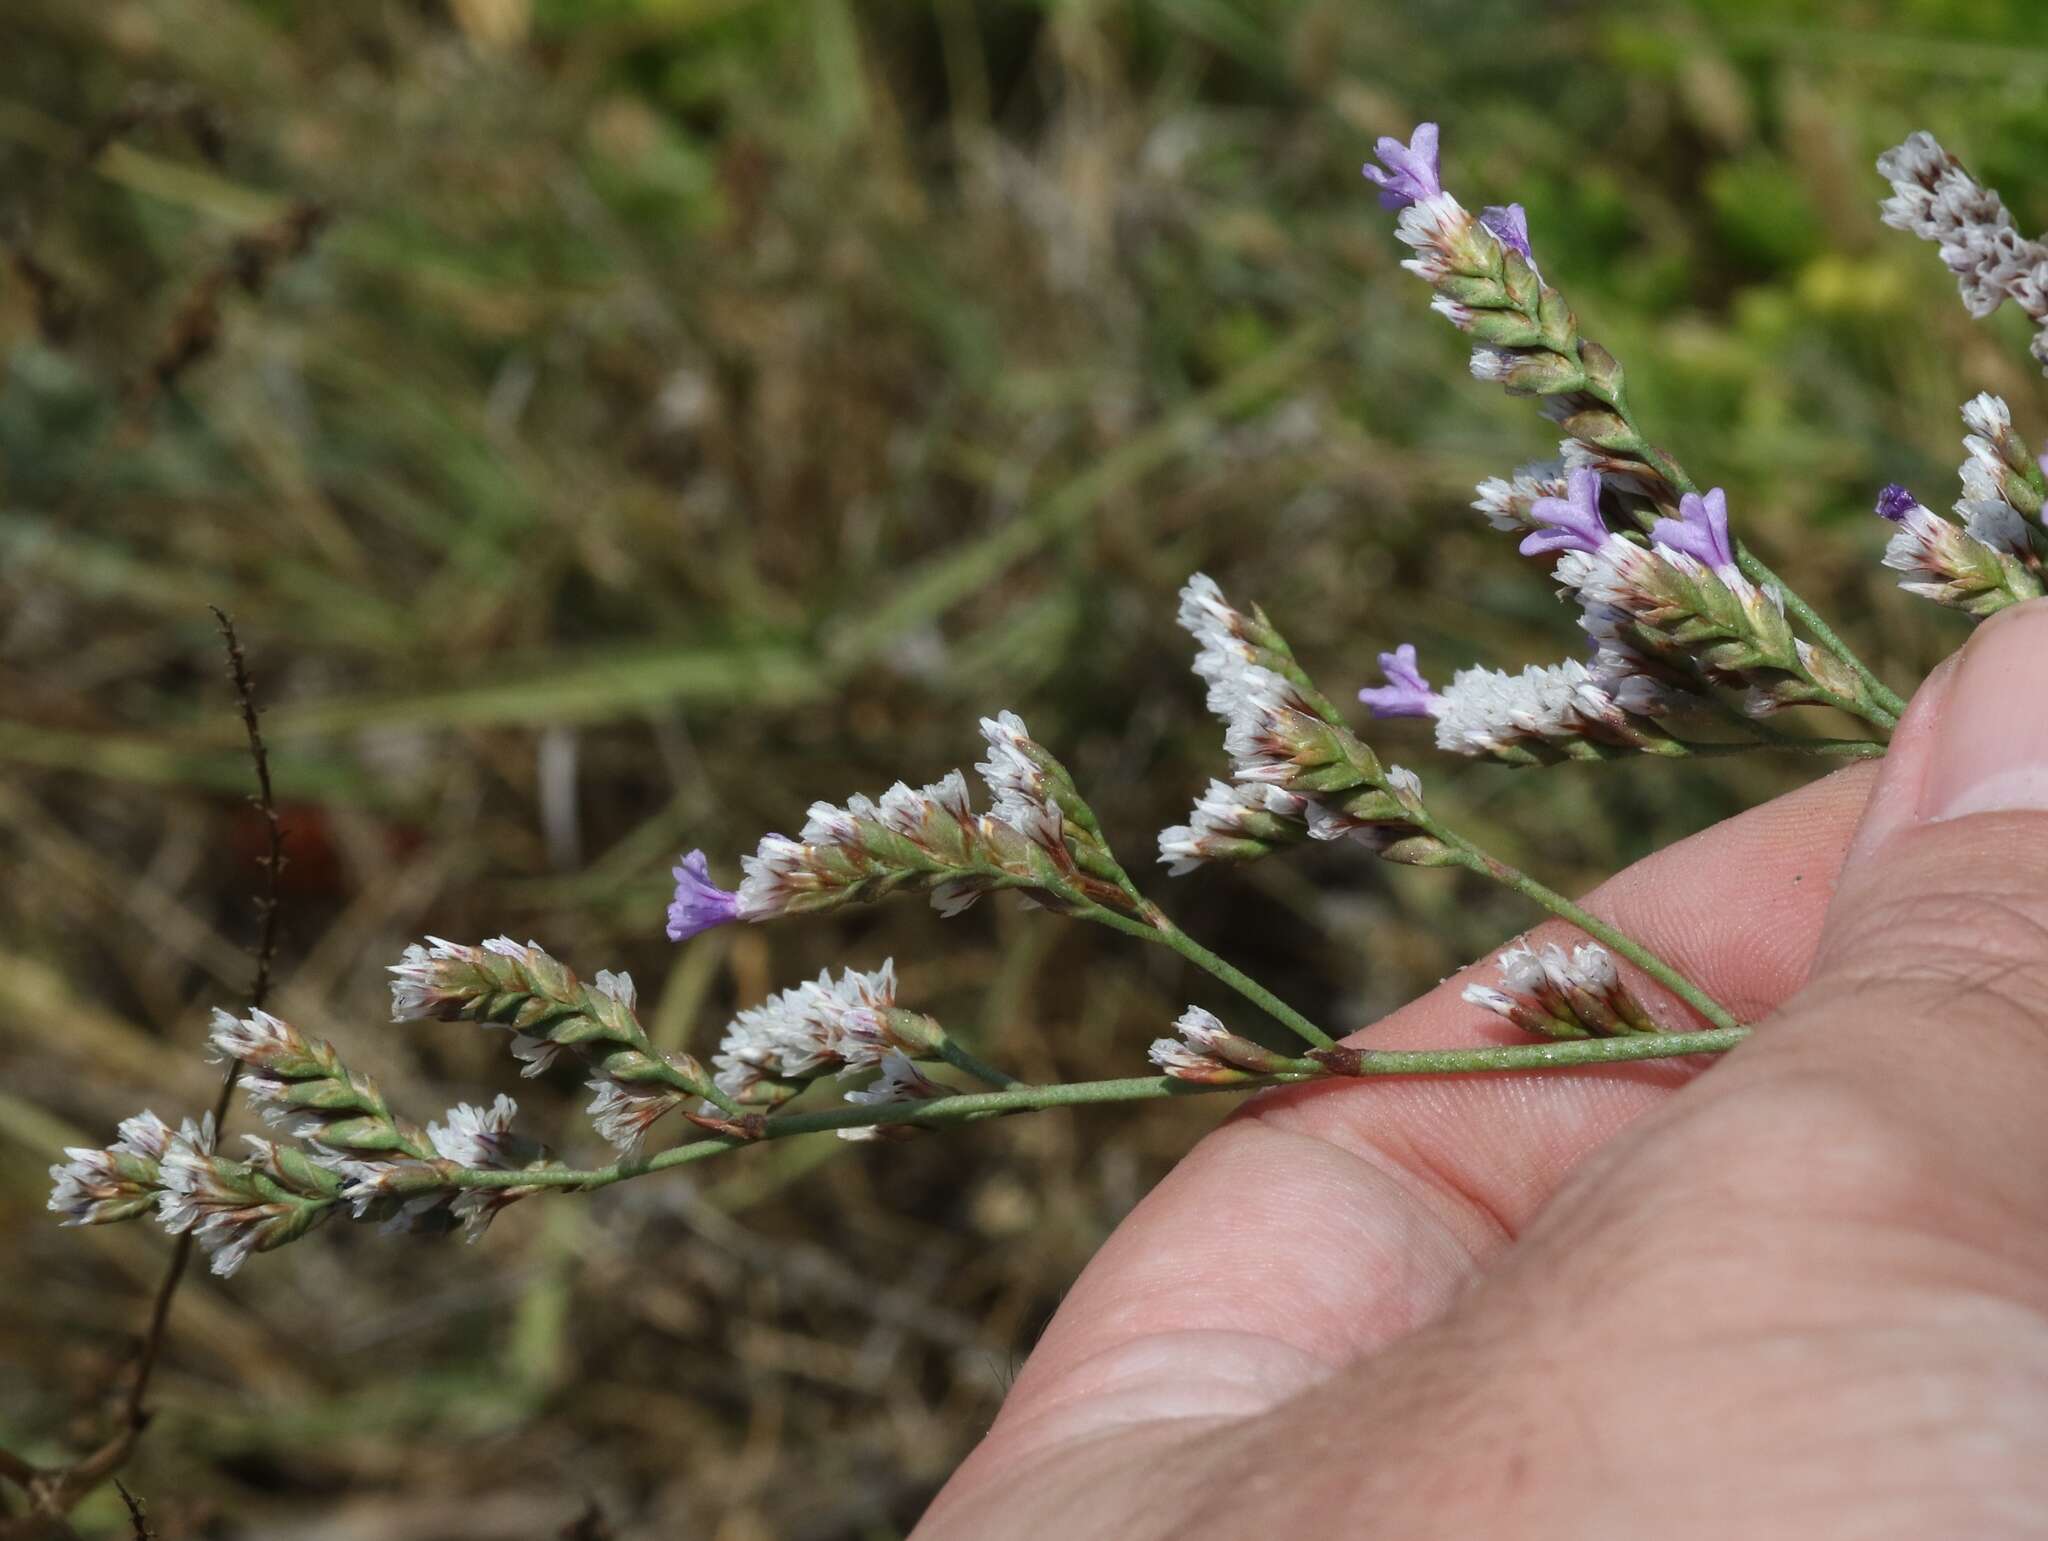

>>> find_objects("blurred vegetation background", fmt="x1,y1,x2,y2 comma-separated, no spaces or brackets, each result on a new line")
2,0,2044,1535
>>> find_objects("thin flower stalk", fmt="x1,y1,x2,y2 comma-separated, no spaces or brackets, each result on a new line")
59,1028,1758,1255
1420,817,1739,1033
423,1030,1753,1194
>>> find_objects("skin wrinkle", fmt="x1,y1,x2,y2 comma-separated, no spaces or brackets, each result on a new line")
922,649,2048,1539
924,767,1882,1539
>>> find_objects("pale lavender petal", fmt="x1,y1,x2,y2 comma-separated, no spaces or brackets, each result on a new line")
667,849,741,941
1520,467,1608,557
1651,487,1736,570
1480,203,1532,261
1362,122,1442,210
1358,643,1441,719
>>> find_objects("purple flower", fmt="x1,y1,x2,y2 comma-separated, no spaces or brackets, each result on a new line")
1480,203,1532,262
1358,643,1441,719
1875,483,1919,522
1362,123,1441,210
1650,487,1736,570
667,849,740,941
1521,468,1609,557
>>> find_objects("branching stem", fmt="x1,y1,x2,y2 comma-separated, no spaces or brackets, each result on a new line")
1417,814,1740,1032
444,1028,1750,1192
1083,903,1336,1049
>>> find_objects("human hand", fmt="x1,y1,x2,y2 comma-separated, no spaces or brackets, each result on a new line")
918,607,2048,1539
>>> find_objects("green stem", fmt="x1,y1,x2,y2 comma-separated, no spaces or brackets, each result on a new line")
445,1031,1749,1193
1423,820,1741,1032
932,1036,1020,1088
1083,903,1337,1049
1314,1027,1746,1076
1676,736,1885,761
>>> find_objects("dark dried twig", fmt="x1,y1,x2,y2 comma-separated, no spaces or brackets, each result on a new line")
559,1499,614,1540
0,613,286,1529
112,1481,155,1541
120,609,286,1429
138,200,327,400
81,85,227,167
2,241,80,344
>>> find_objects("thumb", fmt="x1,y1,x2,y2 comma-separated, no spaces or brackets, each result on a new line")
1735,599,2048,1265
1804,599,2048,1029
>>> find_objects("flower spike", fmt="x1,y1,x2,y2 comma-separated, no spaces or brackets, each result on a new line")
1877,131,2048,370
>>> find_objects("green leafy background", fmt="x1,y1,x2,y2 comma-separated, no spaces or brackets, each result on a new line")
2,1,2043,1535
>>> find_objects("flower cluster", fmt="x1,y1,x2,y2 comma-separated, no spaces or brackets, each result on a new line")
837,1055,947,1143
670,713,1135,936
1428,659,1680,762
1869,394,2047,618
49,1007,557,1275
1472,462,1570,538
1368,457,1854,752
49,1111,208,1229
1878,131,2048,371
706,960,948,1110
156,1130,345,1278
391,936,717,1150
1462,942,1660,1039
1876,483,2040,617
1163,574,1439,868
1149,1006,1304,1083
1369,126,1655,491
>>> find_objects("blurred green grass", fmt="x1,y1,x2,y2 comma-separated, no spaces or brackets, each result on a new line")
2,0,2045,1535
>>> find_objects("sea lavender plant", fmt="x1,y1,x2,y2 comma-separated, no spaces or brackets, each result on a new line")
51,122,2045,1292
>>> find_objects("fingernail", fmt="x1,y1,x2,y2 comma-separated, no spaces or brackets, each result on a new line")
1922,600,2048,820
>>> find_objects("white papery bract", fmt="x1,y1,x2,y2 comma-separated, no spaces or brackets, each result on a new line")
1430,659,1629,758
427,1094,524,1168
157,1127,323,1278
583,1080,681,1155
1148,1005,1235,1081
1955,392,2045,524
47,1110,199,1227
710,961,906,1106
1464,942,1654,1039
1396,192,1491,287
973,711,1075,856
1880,493,2040,615
1147,1004,1299,1081
835,1054,947,1142
1180,572,1266,721
1473,463,1569,535
1157,779,1309,875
